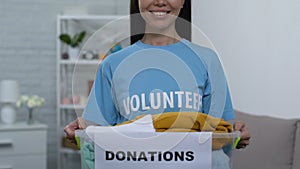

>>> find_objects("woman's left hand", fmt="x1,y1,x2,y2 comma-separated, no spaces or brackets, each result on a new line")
234,121,251,149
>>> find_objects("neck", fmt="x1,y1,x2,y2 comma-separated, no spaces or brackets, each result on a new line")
142,24,182,46
141,34,182,46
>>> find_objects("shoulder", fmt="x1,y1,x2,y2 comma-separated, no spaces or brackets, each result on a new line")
182,40,218,57
99,43,141,70
182,40,221,65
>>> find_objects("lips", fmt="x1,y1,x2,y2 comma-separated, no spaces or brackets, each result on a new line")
149,10,171,17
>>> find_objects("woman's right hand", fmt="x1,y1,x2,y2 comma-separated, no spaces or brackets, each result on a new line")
64,117,86,144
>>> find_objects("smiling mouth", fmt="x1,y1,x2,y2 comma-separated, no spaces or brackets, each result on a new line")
149,11,171,17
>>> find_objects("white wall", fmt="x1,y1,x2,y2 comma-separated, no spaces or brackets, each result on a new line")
192,0,300,119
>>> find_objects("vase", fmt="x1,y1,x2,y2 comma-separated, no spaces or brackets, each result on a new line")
27,108,34,124
68,47,80,60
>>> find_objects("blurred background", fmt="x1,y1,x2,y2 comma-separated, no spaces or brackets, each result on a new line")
0,0,299,169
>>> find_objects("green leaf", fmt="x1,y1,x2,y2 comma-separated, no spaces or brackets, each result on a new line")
71,34,79,47
72,31,86,47
59,34,72,45
77,31,86,44
59,31,86,47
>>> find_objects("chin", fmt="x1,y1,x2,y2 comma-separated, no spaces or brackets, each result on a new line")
144,16,177,32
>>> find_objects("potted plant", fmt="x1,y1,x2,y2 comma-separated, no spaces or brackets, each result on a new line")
59,31,86,60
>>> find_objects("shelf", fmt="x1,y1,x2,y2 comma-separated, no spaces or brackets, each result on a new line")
58,15,126,20
0,122,48,131
57,14,127,169
60,104,85,110
60,59,101,65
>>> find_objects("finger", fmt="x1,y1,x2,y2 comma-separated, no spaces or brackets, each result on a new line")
236,139,250,149
64,128,77,145
78,117,87,129
64,119,79,132
234,121,245,131
238,139,250,146
64,125,75,139
240,127,251,140
236,144,247,149
237,144,248,149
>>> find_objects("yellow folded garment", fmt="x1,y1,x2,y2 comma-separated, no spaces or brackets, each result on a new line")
120,112,233,150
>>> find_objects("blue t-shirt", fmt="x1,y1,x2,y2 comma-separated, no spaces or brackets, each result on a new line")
83,39,234,125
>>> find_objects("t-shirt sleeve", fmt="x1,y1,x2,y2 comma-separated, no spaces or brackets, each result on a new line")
194,45,235,121
223,85,235,121
202,77,235,121
82,62,123,126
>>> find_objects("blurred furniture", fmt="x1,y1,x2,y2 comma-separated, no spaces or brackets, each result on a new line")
56,14,129,169
232,110,300,169
0,80,19,124
0,122,47,169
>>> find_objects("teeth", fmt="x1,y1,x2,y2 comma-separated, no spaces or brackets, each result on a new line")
152,12,167,16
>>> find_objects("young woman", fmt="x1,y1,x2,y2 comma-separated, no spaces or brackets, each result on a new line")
65,0,250,163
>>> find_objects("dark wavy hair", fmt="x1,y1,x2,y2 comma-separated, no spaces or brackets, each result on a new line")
130,0,191,44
